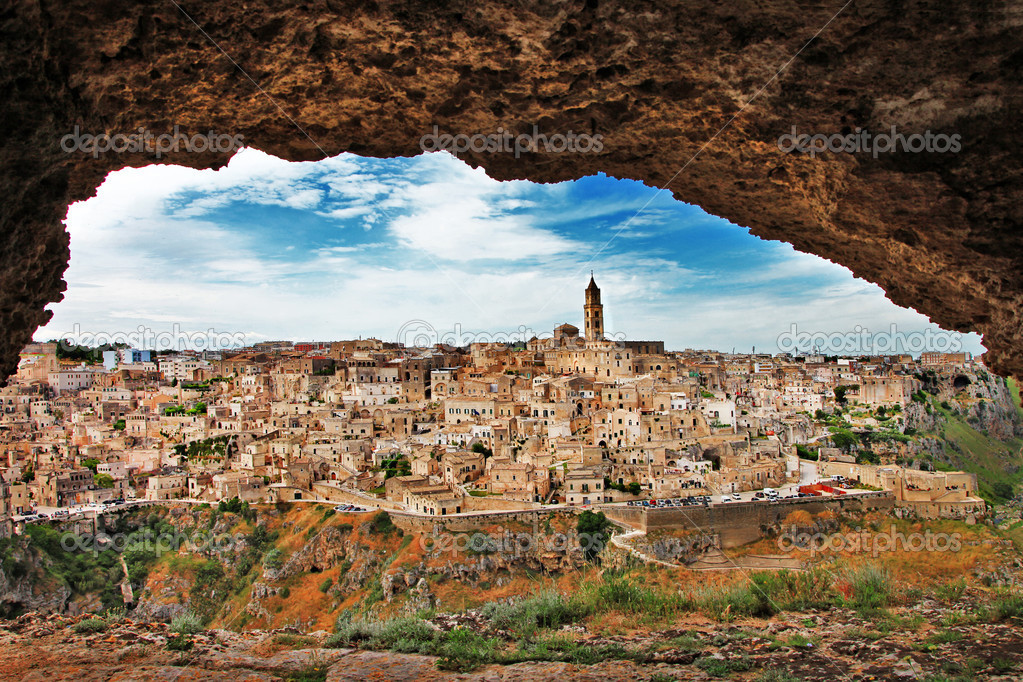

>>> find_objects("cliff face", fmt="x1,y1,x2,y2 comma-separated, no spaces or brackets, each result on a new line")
0,554,71,616
3,0,1023,380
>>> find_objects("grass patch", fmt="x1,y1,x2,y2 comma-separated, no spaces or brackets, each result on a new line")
695,654,753,677
769,633,818,650
920,629,963,650
935,578,967,603
272,633,318,647
981,590,1023,622
282,665,329,682
755,672,801,682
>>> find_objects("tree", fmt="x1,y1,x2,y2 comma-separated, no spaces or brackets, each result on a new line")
830,430,858,452
627,482,642,495
81,458,100,473
94,473,115,489
992,482,1014,501
186,402,207,416
576,510,613,563
834,385,855,404
113,419,126,431
795,444,818,461
855,450,880,465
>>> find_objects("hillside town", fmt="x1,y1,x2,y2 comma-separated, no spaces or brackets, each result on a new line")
0,277,989,532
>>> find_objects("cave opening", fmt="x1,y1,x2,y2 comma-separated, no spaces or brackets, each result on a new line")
34,148,983,363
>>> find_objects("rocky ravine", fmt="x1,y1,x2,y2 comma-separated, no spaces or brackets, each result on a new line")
3,0,1023,383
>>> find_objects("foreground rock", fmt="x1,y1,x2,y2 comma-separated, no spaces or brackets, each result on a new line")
4,605,1023,681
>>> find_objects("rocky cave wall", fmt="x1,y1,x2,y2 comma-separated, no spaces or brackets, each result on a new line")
2,0,1022,382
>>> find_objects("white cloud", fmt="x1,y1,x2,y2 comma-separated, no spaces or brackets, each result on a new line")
35,148,986,357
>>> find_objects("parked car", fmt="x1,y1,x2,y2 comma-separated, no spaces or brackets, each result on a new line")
731,492,741,501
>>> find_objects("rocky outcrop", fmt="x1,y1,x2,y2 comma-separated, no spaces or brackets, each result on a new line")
267,525,359,582
0,556,70,616
644,532,719,565
2,1,1023,383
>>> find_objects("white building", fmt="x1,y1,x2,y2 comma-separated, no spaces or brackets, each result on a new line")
48,365,104,394
701,398,736,427
159,356,211,382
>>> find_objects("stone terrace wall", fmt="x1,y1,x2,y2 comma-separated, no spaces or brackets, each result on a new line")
389,508,574,534
311,483,402,510
460,494,540,513
601,492,895,548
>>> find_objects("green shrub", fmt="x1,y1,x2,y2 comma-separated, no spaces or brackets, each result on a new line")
170,611,203,635
262,548,284,571
166,634,193,651
367,511,397,535
692,581,762,620
480,591,588,638
369,617,436,650
73,617,108,634
981,590,1023,621
328,612,382,646
993,657,1017,673
363,579,384,607
747,568,837,613
589,572,676,614
319,577,333,593
435,629,503,671
842,563,894,612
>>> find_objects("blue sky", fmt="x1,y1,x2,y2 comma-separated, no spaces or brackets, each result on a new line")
37,148,984,356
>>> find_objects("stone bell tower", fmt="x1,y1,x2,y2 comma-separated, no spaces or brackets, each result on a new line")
584,273,604,342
